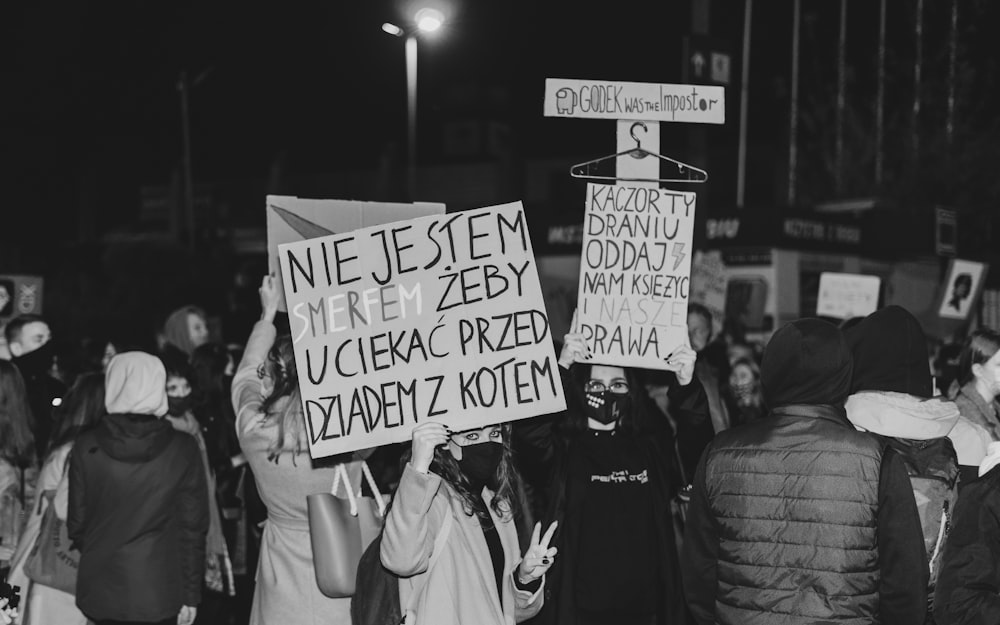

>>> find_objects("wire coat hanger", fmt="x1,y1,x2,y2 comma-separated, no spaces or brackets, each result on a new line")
570,121,708,184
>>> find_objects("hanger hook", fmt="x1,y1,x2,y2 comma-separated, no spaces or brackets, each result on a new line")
629,121,647,148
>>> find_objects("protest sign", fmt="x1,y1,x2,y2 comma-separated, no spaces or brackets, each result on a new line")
938,259,988,320
690,250,727,334
278,202,566,458
0,275,43,319
266,196,445,310
817,272,881,320
544,78,725,124
576,183,696,369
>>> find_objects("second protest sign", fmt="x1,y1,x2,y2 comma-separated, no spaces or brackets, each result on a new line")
577,182,696,369
278,201,566,458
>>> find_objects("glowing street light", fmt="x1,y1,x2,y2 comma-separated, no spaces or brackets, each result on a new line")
381,8,447,200
415,8,444,33
381,22,404,37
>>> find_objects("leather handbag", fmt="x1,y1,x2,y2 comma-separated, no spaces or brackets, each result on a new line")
308,461,386,598
24,490,79,594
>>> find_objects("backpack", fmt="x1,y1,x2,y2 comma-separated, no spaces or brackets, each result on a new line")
889,437,959,607
351,511,453,625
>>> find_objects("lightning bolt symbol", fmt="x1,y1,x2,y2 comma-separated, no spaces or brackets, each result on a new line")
671,242,687,271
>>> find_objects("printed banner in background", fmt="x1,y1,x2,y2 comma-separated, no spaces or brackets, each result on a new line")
266,196,445,310
0,275,44,319
278,202,566,458
576,183,696,369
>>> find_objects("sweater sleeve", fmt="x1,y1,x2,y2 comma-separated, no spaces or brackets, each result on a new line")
380,463,444,577
231,320,276,437
680,448,719,625
878,447,929,625
510,568,545,622
933,476,1000,625
176,436,211,606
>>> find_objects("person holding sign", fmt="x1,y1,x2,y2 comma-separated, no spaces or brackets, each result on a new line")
515,313,701,625
232,275,370,625
380,421,551,625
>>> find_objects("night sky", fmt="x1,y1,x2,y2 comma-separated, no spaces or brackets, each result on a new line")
6,0,1000,255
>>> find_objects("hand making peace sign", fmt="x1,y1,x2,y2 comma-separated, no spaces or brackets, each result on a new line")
517,521,559,584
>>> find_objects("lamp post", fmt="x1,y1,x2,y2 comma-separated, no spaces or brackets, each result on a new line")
382,8,444,201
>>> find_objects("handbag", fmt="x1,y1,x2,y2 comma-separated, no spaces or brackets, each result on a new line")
308,461,386,598
24,490,79,594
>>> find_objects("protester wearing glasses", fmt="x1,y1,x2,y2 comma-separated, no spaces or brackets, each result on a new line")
515,321,705,625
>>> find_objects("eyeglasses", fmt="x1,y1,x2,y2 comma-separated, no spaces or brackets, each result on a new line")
584,380,629,395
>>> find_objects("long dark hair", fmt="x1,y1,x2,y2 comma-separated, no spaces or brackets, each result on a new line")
401,423,523,526
47,373,106,459
258,334,306,458
0,360,35,467
958,328,1000,387
562,363,655,435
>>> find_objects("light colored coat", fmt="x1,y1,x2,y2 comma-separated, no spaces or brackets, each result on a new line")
381,463,544,625
6,444,87,625
233,320,364,625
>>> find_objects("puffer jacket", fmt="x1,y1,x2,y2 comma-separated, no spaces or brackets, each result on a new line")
684,318,927,625
685,405,884,623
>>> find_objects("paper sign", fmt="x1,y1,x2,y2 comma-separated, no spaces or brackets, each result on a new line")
0,275,44,319
266,196,446,310
938,259,988,320
690,250,727,334
278,202,567,458
576,183,697,369
817,273,881,320
544,78,725,124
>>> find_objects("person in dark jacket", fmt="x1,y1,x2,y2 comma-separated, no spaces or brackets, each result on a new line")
682,318,928,625
934,442,1000,624
515,325,704,625
68,352,209,625
6,314,66,459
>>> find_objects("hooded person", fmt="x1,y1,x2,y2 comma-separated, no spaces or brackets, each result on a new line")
844,305,991,621
845,306,989,473
682,318,928,625
67,352,209,625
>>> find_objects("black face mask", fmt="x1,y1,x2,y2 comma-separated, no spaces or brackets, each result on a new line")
457,442,503,486
13,341,56,378
167,395,193,417
584,391,631,425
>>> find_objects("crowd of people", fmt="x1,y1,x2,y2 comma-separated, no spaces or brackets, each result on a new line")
3,276,1000,625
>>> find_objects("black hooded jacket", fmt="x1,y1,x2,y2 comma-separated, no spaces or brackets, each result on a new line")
68,413,208,622
682,318,927,625
13,343,66,459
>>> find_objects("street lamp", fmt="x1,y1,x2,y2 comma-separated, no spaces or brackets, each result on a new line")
382,7,445,200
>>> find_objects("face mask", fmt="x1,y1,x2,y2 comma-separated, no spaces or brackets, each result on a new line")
13,341,56,377
584,391,630,425
457,442,503,486
167,395,193,417
731,380,757,404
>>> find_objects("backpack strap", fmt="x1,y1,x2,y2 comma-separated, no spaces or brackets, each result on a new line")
402,510,454,621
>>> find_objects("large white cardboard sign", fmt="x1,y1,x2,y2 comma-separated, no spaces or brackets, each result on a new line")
278,202,567,458
576,183,696,369
544,78,725,124
267,196,446,310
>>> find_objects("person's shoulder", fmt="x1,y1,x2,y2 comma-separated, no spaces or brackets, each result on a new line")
961,467,1000,504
